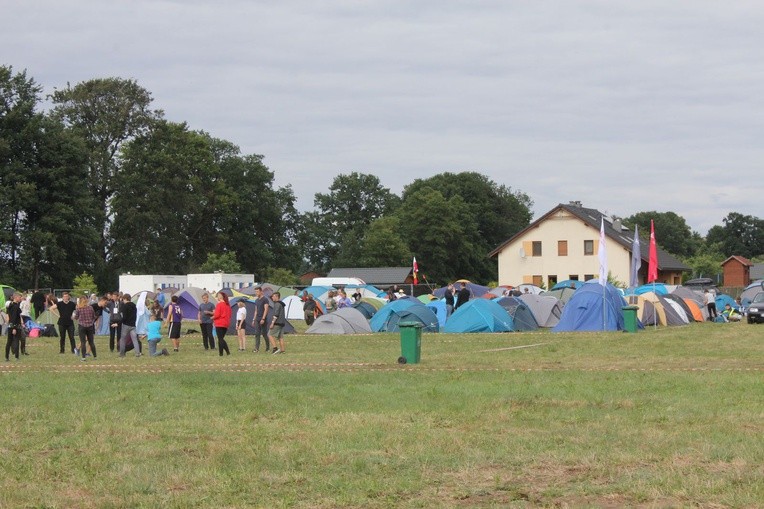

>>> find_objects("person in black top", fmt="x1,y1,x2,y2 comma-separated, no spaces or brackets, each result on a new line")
444,283,455,317
52,292,77,354
106,292,122,352
5,293,23,361
31,290,46,319
455,282,471,310
118,294,140,357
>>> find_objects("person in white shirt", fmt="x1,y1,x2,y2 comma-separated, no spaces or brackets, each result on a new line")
236,300,247,351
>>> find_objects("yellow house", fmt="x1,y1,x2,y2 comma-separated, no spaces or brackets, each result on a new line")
489,202,690,288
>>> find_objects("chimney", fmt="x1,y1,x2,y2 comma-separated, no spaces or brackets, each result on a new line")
569,200,582,207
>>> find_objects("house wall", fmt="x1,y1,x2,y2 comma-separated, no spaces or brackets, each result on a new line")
495,209,632,287
722,262,749,287
119,275,187,296
187,274,255,291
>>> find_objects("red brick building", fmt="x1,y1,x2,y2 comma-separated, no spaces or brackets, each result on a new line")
721,256,753,287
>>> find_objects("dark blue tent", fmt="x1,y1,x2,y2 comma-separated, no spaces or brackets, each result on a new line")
442,299,514,333
493,296,539,331
352,300,378,319
370,299,439,332
552,283,626,332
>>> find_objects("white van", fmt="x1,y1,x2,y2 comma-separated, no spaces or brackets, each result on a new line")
311,277,365,287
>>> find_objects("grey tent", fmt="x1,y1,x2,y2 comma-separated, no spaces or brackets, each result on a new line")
494,297,539,331
306,307,372,334
518,294,564,328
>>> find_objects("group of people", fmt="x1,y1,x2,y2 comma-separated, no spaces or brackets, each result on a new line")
2,286,290,361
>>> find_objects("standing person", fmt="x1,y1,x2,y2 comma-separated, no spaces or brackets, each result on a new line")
164,295,183,352
5,293,23,362
20,292,32,324
325,290,337,313
444,284,455,318
91,296,107,333
74,296,97,362
303,293,316,326
235,300,247,351
269,292,286,355
31,289,46,319
108,292,122,352
212,292,231,356
197,293,216,351
146,312,169,357
455,282,471,310
352,288,362,303
386,287,397,302
705,289,718,321
154,288,167,319
337,289,353,309
51,292,77,354
251,287,270,352
119,293,141,358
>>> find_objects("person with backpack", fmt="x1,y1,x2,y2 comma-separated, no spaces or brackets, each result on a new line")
269,292,287,355
165,295,183,352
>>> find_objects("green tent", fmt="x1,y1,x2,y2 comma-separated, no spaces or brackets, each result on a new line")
0,285,16,309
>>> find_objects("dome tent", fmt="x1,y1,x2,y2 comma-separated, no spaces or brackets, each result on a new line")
442,299,514,333
553,283,626,332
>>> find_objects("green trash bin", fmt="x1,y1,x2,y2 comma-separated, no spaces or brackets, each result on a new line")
622,306,639,333
398,321,423,364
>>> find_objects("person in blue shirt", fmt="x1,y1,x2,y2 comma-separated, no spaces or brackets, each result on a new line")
146,312,169,357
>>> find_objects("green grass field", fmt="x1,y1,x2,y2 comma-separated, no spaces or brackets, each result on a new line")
1,322,762,508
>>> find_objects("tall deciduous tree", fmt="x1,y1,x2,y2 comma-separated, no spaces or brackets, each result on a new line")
0,66,97,289
308,172,400,271
400,172,533,283
623,211,701,259
50,78,163,287
705,212,764,259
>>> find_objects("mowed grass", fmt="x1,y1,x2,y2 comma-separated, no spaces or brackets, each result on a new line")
1,322,762,508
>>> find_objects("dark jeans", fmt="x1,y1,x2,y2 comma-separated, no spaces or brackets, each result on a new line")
78,325,96,359
200,323,215,350
5,328,20,360
109,323,122,351
707,303,717,319
215,327,230,356
59,323,76,353
254,321,270,351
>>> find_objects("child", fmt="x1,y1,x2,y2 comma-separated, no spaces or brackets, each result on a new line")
147,313,169,356
236,300,247,351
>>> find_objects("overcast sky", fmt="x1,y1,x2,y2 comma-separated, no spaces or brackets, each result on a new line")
5,1,763,235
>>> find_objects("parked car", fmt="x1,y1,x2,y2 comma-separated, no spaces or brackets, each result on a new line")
746,292,764,324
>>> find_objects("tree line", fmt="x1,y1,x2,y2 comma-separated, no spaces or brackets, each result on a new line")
1,66,762,292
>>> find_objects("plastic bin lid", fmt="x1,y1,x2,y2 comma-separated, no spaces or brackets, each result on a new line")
622,305,639,310
398,321,424,328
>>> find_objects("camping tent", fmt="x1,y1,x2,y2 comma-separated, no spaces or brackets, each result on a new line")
352,297,384,319
0,285,16,309
433,281,491,299
634,283,668,295
370,300,439,332
442,299,514,333
544,287,576,304
671,286,705,307
661,294,695,323
282,295,306,321
553,283,626,332
626,294,662,326
305,307,372,334
518,294,564,328
426,300,448,328
493,296,539,331
516,284,544,295
639,291,687,326
715,293,738,312
551,280,582,291
740,281,764,307
171,287,208,320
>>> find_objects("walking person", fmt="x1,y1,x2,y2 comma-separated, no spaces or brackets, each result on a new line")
74,296,97,362
118,293,141,358
236,300,247,351
165,295,183,352
269,292,287,355
5,293,23,362
303,293,316,326
51,292,77,354
212,292,231,356
251,287,270,352
197,292,216,351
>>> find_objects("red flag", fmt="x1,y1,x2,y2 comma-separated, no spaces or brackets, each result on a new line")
647,220,658,283
412,257,419,284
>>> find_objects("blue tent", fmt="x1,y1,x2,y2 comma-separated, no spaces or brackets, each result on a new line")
493,296,539,331
370,300,439,332
426,300,448,328
551,279,582,291
715,293,738,311
442,299,514,333
634,283,668,296
352,300,378,319
553,283,626,332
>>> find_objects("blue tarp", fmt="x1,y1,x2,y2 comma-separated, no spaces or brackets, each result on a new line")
553,283,627,332
370,299,439,332
633,283,668,296
442,299,514,333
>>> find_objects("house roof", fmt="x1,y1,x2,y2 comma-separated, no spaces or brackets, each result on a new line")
721,255,753,267
327,267,412,285
489,202,691,272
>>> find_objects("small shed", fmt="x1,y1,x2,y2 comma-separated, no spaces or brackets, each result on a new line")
721,256,753,287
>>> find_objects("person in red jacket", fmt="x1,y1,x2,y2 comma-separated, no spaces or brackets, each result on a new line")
212,292,231,356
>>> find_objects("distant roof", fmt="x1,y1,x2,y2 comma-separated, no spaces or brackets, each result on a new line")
489,202,690,272
327,267,412,285
751,264,764,280
721,255,753,267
